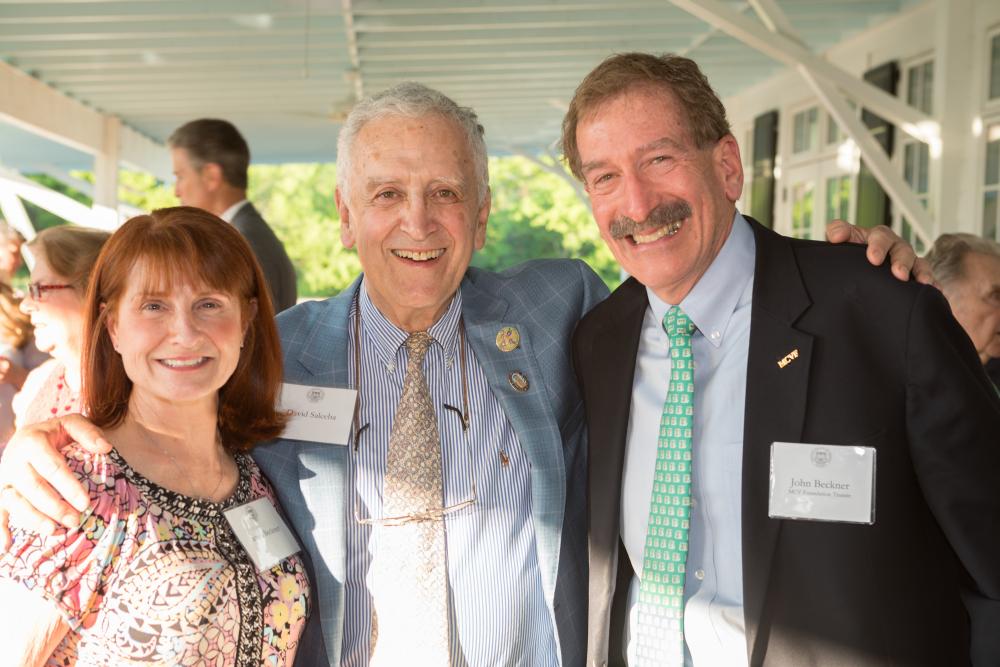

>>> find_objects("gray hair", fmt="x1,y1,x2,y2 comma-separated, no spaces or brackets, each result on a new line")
926,233,1000,289
336,82,489,204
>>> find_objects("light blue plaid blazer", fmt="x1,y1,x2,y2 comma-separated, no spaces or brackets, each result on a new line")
253,259,608,666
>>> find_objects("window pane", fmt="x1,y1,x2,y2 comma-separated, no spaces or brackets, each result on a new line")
985,134,1000,186
839,176,851,220
991,34,1000,100
807,108,819,150
792,182,814,238
906,61,934,114
907,66,920,107
825,177,838,222
917,143,929,195
792,113,806,153
825,175,851,223
985,191,999,241
827,115,840,144
921,62,933,114
904,143,916,186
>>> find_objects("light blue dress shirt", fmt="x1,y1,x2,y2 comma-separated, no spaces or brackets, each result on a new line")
342,282,557,666
621,213,756,666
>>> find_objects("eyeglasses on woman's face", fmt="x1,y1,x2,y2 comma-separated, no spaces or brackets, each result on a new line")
26,282,73,301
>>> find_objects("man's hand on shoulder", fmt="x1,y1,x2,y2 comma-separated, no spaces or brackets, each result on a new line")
825,220,935,285
0,414,111,549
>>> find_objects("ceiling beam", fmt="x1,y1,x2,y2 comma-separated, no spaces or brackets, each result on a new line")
341,0,365,101
668,0,938,146
743,0,933,246
0,61,169,179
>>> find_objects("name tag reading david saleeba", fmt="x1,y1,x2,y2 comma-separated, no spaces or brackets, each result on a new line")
769,442,876,525
278,383,358,445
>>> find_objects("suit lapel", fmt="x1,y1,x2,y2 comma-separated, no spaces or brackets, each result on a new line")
583,277,647,666
284,278,359,665
741,220,814,662
460,276,568,603
587,278,648,558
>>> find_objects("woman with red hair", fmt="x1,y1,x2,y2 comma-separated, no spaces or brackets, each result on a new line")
0,207,309,665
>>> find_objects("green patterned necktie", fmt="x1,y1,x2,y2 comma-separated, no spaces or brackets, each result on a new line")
635,306,696,665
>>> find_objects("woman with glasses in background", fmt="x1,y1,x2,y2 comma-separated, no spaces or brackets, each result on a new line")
13,226,110,428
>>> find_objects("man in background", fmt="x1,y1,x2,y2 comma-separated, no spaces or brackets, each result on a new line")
925,233,1000,378
0,221,23,283
168,118,298,312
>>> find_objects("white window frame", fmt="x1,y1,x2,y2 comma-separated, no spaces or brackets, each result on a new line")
978,115,1000,242
894,53,935,253
788,103,821,161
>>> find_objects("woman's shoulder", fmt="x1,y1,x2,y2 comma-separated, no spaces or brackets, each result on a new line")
12,359,63,423
19,358,60,392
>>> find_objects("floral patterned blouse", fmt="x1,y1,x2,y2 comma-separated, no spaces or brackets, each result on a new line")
0,444,311,666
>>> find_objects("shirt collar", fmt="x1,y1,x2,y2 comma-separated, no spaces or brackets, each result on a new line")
219,199,249,223
358,278,463,367
645,211,756,348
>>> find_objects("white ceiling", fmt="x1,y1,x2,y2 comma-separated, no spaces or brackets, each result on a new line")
0,0,921,172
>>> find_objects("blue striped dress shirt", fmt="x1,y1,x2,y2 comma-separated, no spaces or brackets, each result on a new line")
342,282,558,666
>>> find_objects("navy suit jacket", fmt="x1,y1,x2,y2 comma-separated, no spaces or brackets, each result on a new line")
232,202,297,313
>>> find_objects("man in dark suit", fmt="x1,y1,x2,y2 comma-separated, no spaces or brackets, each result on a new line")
564,53,1000,666
168,119,297,312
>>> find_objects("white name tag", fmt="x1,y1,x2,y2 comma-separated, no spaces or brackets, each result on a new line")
223,497,302,571
768,442,876,525
278,382,357,445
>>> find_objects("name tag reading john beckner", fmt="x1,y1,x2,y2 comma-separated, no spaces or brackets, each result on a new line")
278,382,358,446
769,442,876,525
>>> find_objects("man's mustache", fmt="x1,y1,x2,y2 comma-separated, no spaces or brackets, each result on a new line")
609,201,692,239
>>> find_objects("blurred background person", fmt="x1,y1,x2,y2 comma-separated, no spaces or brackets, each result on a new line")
0,220,25,284
0,282,44,445
14,226,109,428
0,220,44,444
0,207,308,664
926,233,1000,384
168,118,298,312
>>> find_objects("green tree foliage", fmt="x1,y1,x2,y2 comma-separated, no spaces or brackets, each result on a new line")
250,163,361,297
21,173,92,232
118,170,178,211
476,156,619,288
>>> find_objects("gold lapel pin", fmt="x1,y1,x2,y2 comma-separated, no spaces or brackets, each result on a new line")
777,348,800,369
496,326,520,352
508,370,529,392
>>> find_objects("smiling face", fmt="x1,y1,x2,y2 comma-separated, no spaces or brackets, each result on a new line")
19,250,85,362
944,251,1000,364
336,112,490,332
107,265,249,411
576,84,743,304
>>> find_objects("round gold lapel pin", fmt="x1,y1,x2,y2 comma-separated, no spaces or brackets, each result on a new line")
496,326,520,352
508,370,529,392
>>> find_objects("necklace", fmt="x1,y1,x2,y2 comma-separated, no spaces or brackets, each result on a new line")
137,423,228,501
